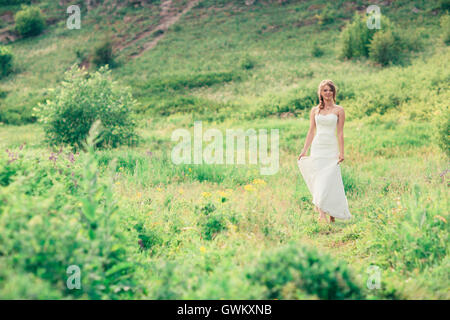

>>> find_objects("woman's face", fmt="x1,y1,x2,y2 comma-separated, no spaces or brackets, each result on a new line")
321,85,334,101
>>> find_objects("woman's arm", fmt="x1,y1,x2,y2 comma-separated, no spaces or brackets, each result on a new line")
298,107,317,159
336,107,345,163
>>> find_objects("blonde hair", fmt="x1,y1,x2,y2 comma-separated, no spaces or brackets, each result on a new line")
317,79,337,113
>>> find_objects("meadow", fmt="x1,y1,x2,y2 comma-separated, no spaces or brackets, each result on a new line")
0,0,448,299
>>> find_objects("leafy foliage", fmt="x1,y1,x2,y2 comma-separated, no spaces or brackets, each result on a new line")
0,46,13,78
247,243,363,299
14,6,45,38
34,65,138,150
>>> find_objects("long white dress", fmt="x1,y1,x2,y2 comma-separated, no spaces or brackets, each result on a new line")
297,113,352,220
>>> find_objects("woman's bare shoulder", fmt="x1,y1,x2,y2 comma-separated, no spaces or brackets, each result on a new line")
335,105,345,113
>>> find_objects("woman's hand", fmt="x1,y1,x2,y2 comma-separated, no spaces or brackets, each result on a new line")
298,151,307,161
338,154,344,164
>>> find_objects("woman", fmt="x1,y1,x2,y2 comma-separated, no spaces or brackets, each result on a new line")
297,80,352,223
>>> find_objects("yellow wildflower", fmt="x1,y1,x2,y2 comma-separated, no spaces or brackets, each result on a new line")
200,246,206,253
252,178,266,185
218,191,227,197
156,187,162,192
188,168,192,172
179,188,184,194
244,184,255,192
202,192,212,198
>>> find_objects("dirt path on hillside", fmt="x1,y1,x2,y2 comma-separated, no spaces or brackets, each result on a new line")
119,0,201,59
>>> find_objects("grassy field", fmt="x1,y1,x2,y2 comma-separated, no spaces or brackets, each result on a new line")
0,0,448,299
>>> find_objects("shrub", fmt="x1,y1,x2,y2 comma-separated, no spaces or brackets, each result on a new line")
240,54,255,70
197,203,227,240
34,65,138,150
14,6,45,38
0,0,30,4
339,13,377,59
0,46,13,78
314,3,336,26
368,29,402,66
92,39,115,68
0,124,137,299
247,242,363,299
311,42,324,57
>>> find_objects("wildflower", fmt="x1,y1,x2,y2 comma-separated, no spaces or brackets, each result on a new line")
49,153,57,163
200,246,206,253
157,187,162,192
244,184,255,192
252,178,266,185
179,188,184,194
202,192,212,198
115,181,121,186
218,191,227,197
137,192,142,199
188,168,192,172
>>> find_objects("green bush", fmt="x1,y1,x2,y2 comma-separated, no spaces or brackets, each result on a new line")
247,242,363,299
34,65,138,150
92,39,115,68
311,42,324,57
339,13,377,59
0,46,13,78
314,3,336,26
240,54,255,70
14,6,45,38
0,124,138,299
368,29,403,66
197,203,227,240
0,0,30,4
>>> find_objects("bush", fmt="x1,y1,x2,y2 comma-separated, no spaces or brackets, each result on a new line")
314,3,336,26
0,125,138,299
34,65,138,150
14,6,45,38
0,46,13,78
247,242,363,299
0,0,30,4
197,203,227,240
240,54,255,70
311,42,324,57
92,39,115,68
368,29,402,66
339,13,377,59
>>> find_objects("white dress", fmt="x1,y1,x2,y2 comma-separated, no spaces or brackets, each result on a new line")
297,113,352,220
